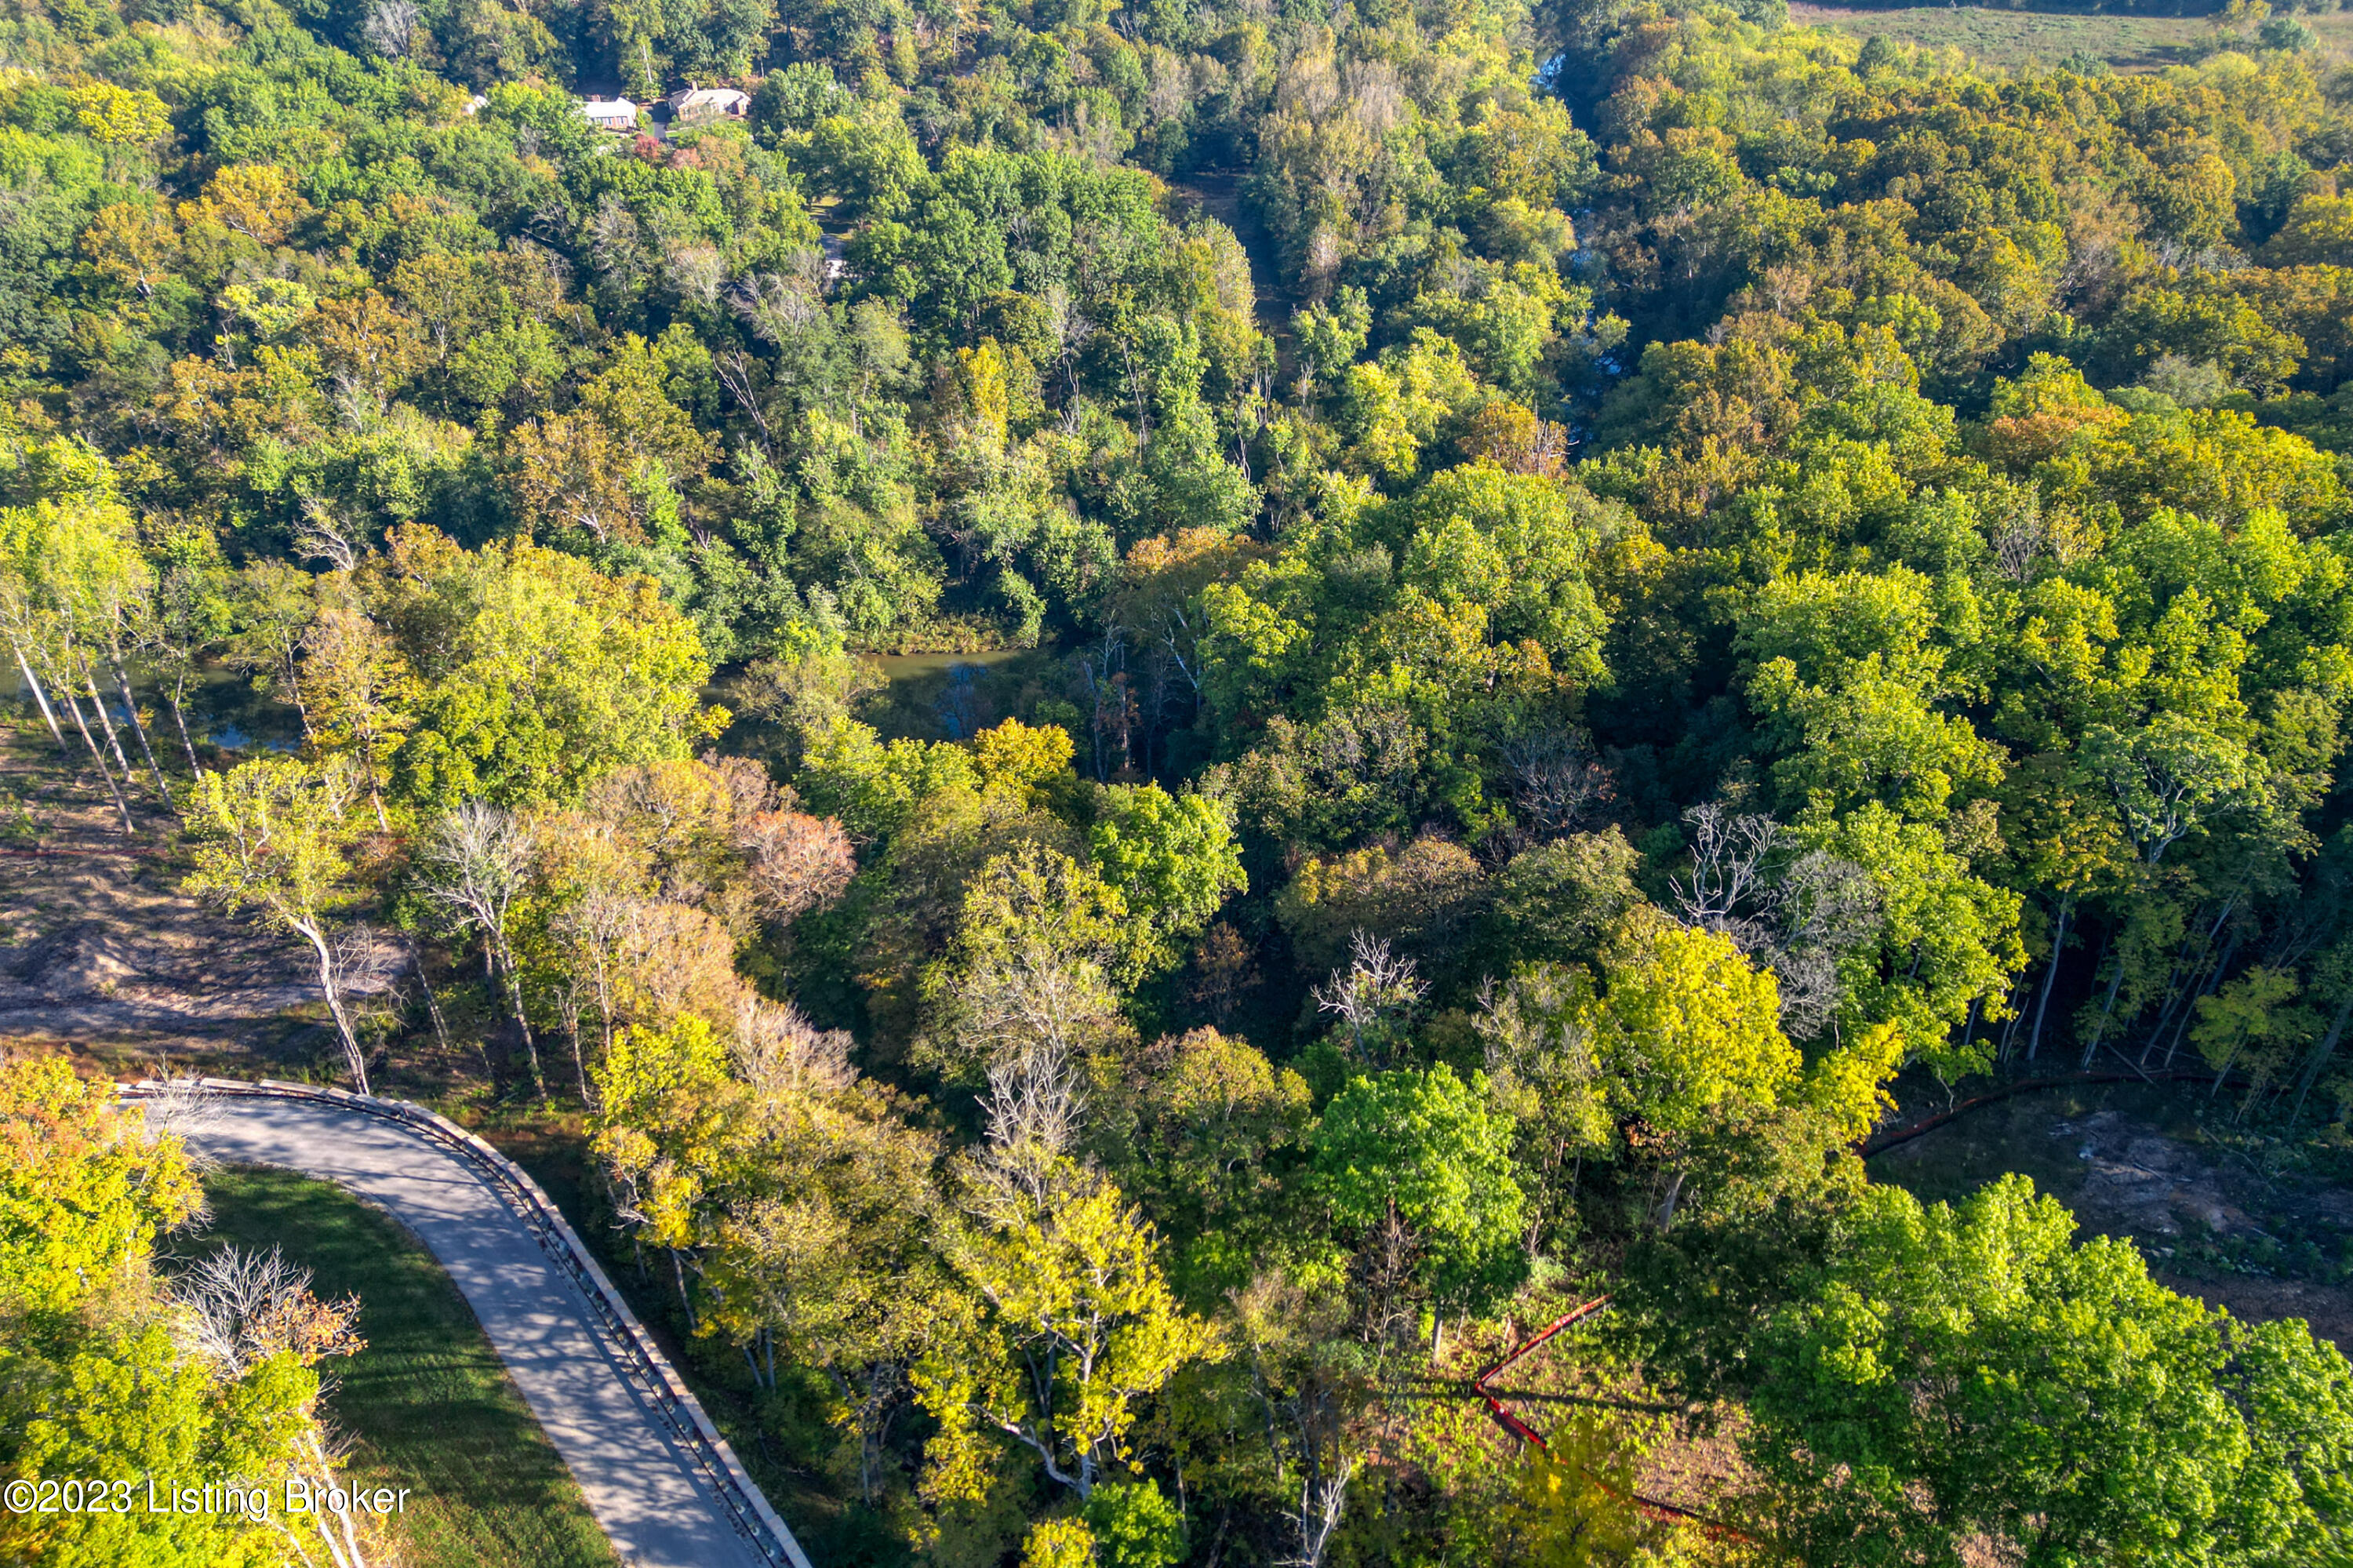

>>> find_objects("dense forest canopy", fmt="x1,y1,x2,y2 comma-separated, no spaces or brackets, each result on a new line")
9,0,2353,1558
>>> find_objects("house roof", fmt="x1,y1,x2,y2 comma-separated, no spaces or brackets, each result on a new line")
667,87,750,116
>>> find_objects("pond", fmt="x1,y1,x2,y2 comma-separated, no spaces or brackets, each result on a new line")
10,644,1079,776
5,657,302,757
704,642,1077,773
857,645,1071,745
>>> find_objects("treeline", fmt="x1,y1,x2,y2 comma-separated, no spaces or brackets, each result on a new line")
7,0,2353,1558
3,0,2352,1093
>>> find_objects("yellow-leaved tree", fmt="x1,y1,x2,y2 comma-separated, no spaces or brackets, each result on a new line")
0,1059,377,1568
589,1016,746,1326
183,756,373,1093
914,1162,1220,1507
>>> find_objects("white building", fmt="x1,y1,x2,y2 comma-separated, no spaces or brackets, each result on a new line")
666,86,751,125
580,97,638,133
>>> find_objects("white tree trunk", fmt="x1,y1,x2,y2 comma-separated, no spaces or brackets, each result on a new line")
12,640,67,757
298,920,369,1093
59,678,136,834
106,645,172,806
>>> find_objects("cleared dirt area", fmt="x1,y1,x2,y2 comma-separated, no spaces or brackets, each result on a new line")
1871,1078,2353,1348
1166,169,1295,337
0,725,328,1061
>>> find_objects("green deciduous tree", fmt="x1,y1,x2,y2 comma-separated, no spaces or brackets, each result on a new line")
1584,911,1797,1137
1748,1174,2353,1566
1477,964,1612,1253
371,529,725,809
1086,1028,1312,1297
1087,784,1246,980
301,591,417,831
1801,802,2027,1082
590,1013,744,1322
0,1059,377,1568
0,1059,198,1319
919,845,1135,1082
1313,1063,1526,1352
1739,566,2006,822
698,1090,964,1504
0,465,165,832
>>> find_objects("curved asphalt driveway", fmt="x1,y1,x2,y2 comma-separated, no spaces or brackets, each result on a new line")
184,1093,769,1568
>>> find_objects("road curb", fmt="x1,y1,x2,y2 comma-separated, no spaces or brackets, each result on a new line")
122,1075,816,1568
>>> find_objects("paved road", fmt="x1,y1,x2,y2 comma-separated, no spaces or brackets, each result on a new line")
184,1093,769,1568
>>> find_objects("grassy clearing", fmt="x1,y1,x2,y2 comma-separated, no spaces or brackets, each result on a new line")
183,1166,621,1568
1789,2,2353,73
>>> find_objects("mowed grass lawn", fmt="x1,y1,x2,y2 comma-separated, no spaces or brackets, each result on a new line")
1791,2,2353,72
182,1167,620,1568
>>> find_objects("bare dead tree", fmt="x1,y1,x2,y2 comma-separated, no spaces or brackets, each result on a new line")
1500,729,1615,846
962,1038,1086,1228
293,498,359,573
733,808,856,921
730,267,825,346
731,995,856,1101
9,638,71,760
1308,700,1423,798
711,349,776,453
360,0,418,56
1777,849,1882,952
75,649,144,806
177,1246,364,1377
1071,624,1134,780
1313,933,1426,1068
1990,482,2047,583
397,927,460,1063
277,1424,376,1568
1042,283,1088,419
324,921,397,1082
175,1245,376,1568
661,237,727,313
543,966,591,1103
61,674,137,832
1770,850,1882,1038
134,1072,225,1170
413,801,547,1104
1670,802,1781,939
1282,1457,1359,1568
1231,1271,1366,1568
551,886,631,1068
985,1042,1081,1156
1671,804,1881,1039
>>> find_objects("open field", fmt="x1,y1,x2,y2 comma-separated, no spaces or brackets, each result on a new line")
183,1167,621,1568
1791,2,2353,71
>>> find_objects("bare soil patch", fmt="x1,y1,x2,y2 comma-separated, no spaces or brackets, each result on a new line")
0,726,322,1062
1873,1080,2353,1348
